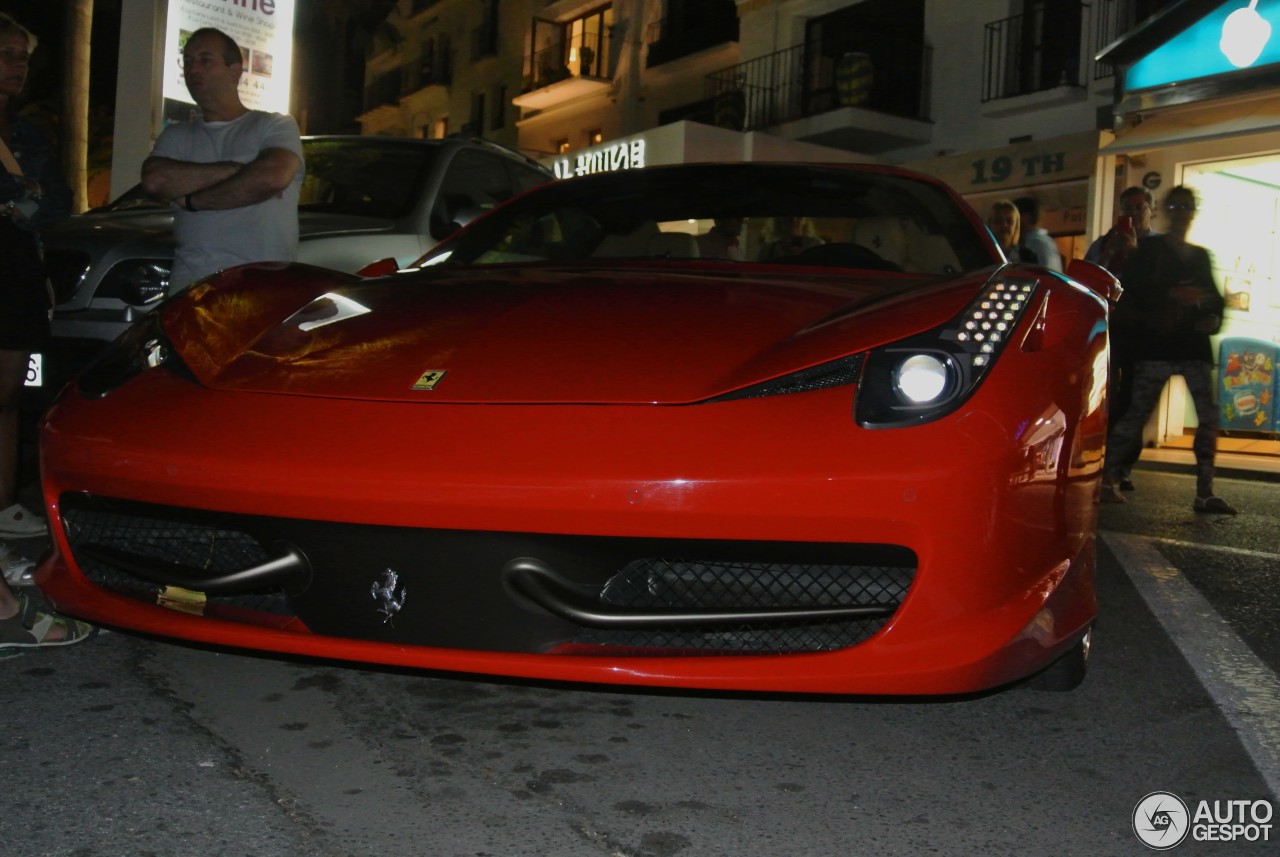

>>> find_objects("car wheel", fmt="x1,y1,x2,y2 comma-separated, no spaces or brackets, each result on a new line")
1025,626,1092,691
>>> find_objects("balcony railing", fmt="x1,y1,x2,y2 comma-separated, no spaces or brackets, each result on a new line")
645,14,739,68
983,1,1093,102
704,34,931,132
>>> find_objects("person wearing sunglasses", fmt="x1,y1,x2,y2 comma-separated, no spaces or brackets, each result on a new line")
1101,186,1236,514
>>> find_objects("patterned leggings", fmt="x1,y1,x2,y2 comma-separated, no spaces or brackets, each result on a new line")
1104,360,1218,496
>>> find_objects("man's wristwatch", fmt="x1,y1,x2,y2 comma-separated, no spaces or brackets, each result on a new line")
183,193,198,212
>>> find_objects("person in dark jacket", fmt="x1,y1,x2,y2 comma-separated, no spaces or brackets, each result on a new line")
1101,186,1236,514
1,11,70,538
0,12,94,647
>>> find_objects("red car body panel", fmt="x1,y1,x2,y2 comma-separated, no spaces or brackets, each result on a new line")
164,264,979,405
36,163,1109,695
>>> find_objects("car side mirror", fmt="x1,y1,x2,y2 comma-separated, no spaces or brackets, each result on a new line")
1065,259,1123,304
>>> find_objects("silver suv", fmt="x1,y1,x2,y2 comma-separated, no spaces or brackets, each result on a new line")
26,135,551,404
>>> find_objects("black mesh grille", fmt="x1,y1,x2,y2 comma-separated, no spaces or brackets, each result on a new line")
602,558,911,608
44,249,92,304
62,506,292,614
58,496,916,656
575,558,912,653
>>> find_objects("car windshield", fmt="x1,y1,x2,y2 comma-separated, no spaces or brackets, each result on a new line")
413,164,995,276
93,138,440,221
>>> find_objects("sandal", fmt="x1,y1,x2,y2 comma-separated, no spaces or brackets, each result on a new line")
1,543,35,587
2,555,35,587
1193,496,1238,515
0,593,96,648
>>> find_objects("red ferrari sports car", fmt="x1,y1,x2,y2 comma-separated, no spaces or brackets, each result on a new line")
36,163,1118,694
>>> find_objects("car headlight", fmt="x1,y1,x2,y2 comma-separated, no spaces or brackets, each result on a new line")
856,275,1039,428
98,260,172,306
77,311,188,398
894,353,953,403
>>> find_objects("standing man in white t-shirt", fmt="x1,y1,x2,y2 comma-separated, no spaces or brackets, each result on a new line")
141,27,303,291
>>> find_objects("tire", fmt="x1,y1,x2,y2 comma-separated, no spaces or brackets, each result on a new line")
1025,626,1092,691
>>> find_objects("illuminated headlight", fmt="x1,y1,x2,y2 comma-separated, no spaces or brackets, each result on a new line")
856,275,1040,428
894,354,951,403
98,260,172,306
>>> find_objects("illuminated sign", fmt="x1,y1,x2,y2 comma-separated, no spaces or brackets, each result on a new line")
1127,0,1279,90
552,140,646,178
162,0,296,114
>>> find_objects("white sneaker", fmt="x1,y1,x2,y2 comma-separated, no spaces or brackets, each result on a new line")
0,503,49,537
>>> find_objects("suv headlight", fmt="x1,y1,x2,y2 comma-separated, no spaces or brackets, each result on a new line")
856,275,1040,428
98,260,172,306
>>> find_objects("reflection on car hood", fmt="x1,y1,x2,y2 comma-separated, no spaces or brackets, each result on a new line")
162,263,976,405
42,209,177,249
41,209,396,249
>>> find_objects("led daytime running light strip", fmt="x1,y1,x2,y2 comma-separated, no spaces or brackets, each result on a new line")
951,277,1038,368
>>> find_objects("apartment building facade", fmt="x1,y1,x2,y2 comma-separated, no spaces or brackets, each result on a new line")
357,0,1156,253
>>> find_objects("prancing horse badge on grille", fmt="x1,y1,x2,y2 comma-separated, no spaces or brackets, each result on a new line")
371,568,407,624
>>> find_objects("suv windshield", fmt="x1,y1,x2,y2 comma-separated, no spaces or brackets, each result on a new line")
299,138,437,220
416,163,994,277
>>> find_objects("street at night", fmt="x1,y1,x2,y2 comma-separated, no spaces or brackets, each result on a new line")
3,461,1278,856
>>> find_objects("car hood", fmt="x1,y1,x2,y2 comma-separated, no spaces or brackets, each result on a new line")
41,209,395,248
42,209,177,251
162,263,980,405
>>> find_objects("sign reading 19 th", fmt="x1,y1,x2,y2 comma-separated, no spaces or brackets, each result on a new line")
971,151,1068,185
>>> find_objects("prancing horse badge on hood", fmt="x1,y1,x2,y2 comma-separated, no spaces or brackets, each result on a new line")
412,369,447,391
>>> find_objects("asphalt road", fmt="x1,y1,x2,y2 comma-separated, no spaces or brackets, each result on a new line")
2,465,1277,857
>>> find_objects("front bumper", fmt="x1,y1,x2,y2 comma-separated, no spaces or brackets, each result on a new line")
38,366,1099,694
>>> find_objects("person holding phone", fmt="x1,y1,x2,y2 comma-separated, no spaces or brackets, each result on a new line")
1087,187,1159,492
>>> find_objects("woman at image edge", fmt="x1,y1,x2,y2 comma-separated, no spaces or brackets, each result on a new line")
0,13,94,647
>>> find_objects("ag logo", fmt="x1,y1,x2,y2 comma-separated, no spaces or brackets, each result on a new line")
1133,791,1190,849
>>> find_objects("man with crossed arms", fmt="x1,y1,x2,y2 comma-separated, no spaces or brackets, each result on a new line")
142,27,303,292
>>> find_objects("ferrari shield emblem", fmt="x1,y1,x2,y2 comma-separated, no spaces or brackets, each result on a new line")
412,369,447,391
